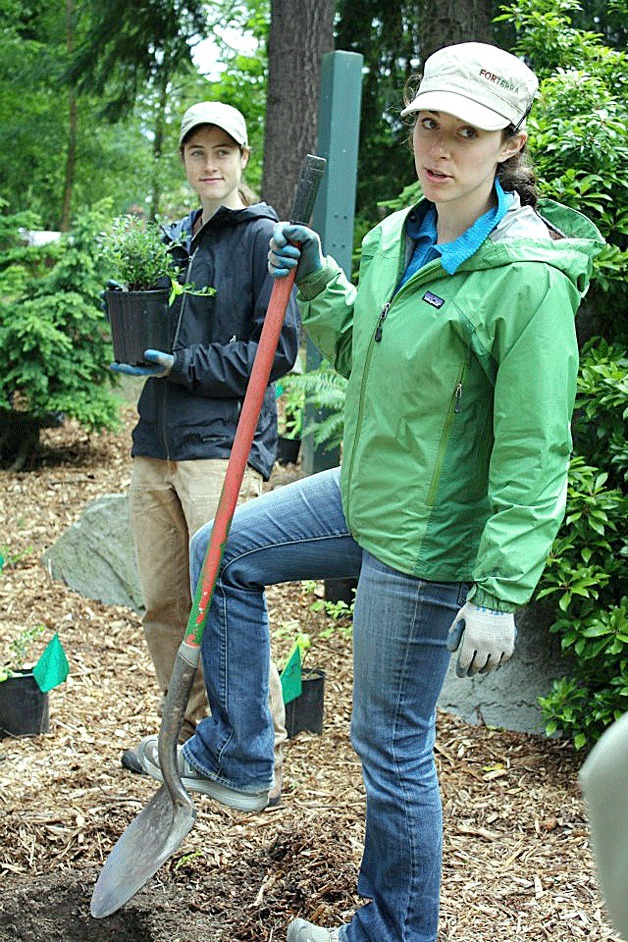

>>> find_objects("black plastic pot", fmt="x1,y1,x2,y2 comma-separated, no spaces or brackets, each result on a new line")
276,436,302,466
0,670,50,738
324,577,358,605
285,667,326,739
106,288,176,366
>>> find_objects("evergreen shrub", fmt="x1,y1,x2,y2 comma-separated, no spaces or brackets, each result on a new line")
0,200,120,464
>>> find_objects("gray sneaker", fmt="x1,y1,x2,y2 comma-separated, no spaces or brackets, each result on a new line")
287,918,340,942
136,735,269,813
121,747,147,775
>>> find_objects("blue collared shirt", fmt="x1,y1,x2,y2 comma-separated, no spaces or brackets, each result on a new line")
397,178,514,292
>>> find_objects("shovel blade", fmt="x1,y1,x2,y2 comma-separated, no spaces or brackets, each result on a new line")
91,784,196,918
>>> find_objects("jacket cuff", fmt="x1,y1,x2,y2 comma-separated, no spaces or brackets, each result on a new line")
167,349,186,384
296,257,339,301
467,585,519,613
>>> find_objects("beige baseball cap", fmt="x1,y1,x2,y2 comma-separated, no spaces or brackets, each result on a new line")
401,42,538,131
179,102,248,147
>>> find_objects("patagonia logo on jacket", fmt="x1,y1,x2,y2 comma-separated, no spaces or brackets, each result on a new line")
423,291,445,309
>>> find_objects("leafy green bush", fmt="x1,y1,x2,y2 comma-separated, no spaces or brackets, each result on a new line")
0,624,46,683
98,215,173,291
0,200,120,460
572,340,628,486
503,0,628,340
535,345,628,748
0,199,62,282
275,378,305,440
284,363,348,453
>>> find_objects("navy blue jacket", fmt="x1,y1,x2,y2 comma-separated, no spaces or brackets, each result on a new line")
131,203,300,479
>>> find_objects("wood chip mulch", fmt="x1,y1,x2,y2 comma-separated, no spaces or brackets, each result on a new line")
0,406,620,941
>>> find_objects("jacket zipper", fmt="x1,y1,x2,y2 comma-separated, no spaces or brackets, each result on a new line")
454,381,463,413
374,302,390,342
426,360,467,506
343,307,392,520
344,259,447,514
162,249,195,459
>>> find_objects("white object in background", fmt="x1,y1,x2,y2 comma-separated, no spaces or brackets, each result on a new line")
579,711,628,940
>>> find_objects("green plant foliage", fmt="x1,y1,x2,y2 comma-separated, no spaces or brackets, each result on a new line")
275,377,305,439
534,343,628,748
285,363,348,453
98,215,215,305
302,581,354,640
99,216,174,291
0,544,33,571
502,0,628,340
0,200,120,438
573,340,628,485
0,624,46,682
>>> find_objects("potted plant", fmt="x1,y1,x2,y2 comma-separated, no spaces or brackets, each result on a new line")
280,631,326,739
276,375,305,466
0,623,69,738
99,216,214,367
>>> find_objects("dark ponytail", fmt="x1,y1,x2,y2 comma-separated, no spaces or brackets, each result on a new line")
497,128,539,207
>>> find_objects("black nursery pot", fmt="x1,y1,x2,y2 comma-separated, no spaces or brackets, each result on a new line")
324,577,358,606
276,436,302,466
0,670,50,738
106,288,175,366
285,667,326,739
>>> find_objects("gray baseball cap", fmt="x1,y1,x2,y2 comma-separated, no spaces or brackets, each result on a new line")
179,102,248,147
402,42,538,131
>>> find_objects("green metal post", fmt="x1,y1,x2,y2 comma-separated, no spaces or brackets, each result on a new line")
301,50,363,476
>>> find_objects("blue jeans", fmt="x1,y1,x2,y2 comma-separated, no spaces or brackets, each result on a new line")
186,467,468,942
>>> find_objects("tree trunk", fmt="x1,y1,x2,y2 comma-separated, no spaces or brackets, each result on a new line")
148,58,171,222
418,0,493,61
60,0,77,232
262,0,335,220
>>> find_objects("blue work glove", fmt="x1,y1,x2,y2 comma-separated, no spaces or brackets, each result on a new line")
110,349,174,378
268,223,324,283
446,601,516,678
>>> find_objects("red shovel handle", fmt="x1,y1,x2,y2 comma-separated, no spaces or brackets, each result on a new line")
184,155,326,647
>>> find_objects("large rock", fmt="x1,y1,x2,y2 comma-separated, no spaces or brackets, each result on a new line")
438,604,567,735
42,493,143,612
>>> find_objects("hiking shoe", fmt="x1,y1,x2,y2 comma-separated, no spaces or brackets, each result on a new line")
136,735,269,813
287,918,340,942
121,747,147,775
268,766,283,808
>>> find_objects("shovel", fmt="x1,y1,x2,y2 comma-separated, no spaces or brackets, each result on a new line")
91,154,327,919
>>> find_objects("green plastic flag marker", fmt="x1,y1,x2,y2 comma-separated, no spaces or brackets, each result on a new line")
32,633,69,693
280,641,302,705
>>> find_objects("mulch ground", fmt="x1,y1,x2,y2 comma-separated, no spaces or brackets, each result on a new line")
0,402,620,942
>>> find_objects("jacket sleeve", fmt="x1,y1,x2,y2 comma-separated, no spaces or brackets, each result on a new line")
168,225,300,398
469,267,580,612
296,258,355,379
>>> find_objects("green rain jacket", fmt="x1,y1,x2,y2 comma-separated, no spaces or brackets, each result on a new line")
297,196,604,612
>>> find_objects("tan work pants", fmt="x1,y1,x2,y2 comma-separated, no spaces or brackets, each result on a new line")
129,457,287,769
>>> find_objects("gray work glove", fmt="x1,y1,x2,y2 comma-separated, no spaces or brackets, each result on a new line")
268,222,324,283
447,601,516,678
110,349,174,378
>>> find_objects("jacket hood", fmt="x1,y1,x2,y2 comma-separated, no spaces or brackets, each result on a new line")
380,195,605,300
480,196,605,296
163,201,279,246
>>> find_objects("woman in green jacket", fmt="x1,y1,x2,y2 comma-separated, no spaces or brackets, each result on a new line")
137,42,604,942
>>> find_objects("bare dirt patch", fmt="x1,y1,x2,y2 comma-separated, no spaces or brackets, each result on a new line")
0,408,620,941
